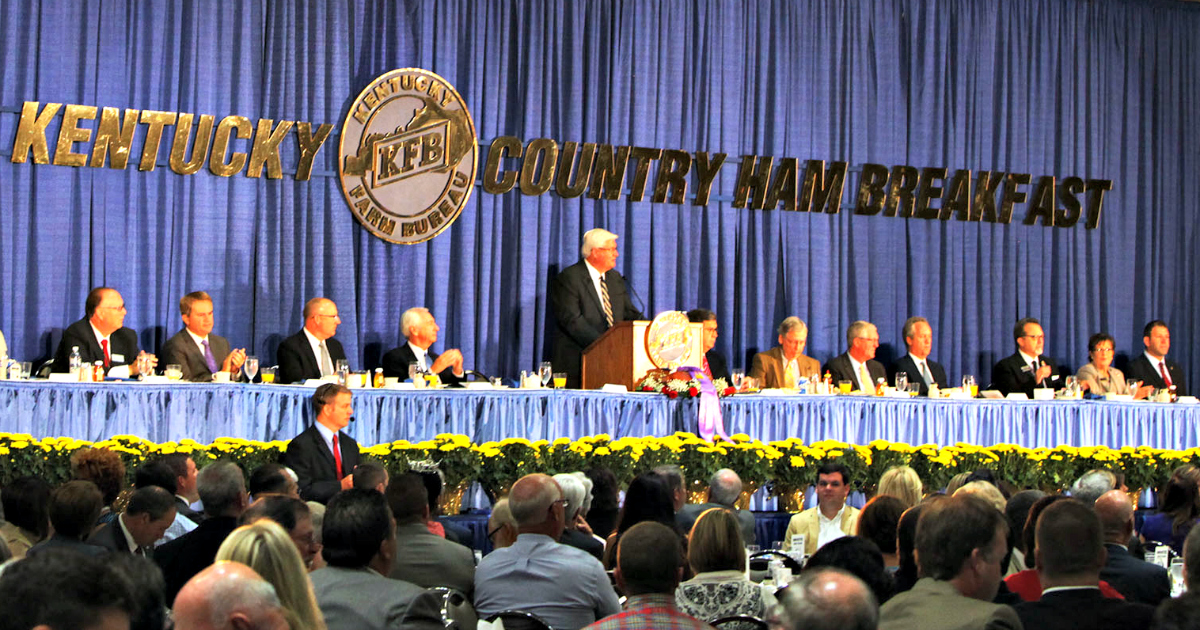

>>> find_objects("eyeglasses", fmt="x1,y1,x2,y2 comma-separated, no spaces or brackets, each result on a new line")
1023,335,1044,341
554,498,570,509
487,525,505,540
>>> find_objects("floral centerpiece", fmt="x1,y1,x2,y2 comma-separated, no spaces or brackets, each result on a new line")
636,369,736,398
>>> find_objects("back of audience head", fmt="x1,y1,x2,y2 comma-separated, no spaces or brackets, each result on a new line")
1092,490,1135,547
772,567,879,630
240,494,319,569
49,480,104,540
707,468,743,507
216,519,324,630
108,554,167,630
69,447,126,508
351,462,389,494
1034,499,1104,586
616,471,677,537
1071,469,1117,506
1158,466,1200,532
249,463,299,499
945,471,972,496
876,466,922,510
419,469,445,516
571,471,594,516
804,536,895,604
857,495,906,559
488,498,519,549
1005,490,1046,555
322,488,395,571
1021,495,1071,569
916,493,1008,601
1,476,52,541
509,473,566,537
199,461,249,518
134,460,179,495
687,508,745,575
586,467,619,513
552,472,587,523
953,480,1006,513
386,471,432,526
173,561,291,630
653,465,686,512
0,548,135,630
894,499,942,594
1155,592,1200,630
1185,523,1200,593
123,485,178,547
616,521,684,596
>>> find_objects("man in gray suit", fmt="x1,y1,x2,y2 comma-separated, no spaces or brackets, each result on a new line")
160,291,247,382
386,472,475,598
675,469,756,544
879,494,1020,630
310,488,444,630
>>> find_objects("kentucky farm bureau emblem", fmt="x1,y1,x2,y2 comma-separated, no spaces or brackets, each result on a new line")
338,68,478,244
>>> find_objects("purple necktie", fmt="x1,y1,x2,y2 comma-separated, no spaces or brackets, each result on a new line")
202,339,218,373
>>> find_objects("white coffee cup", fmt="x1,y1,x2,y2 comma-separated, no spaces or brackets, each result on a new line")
212,371,231,383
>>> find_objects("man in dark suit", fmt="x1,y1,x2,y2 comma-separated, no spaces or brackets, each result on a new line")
549,228,644,388
1093,490,1171,606
1125,320,1188,397
1014,500,1154,630
676,469,756,545
385,472,476,597
824,321,887,393
992,317,1062,397
281,383,361,504
687,309,731,384
277,297,348,384
27,480,107,558
160,453,203,524
892,316,950,396
155,461,250,605
89,485,176,557
381,307,466,385
160,291,247,382
310,489,445,630
52,287,155,378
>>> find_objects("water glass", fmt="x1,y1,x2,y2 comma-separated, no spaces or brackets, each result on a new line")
244,356,259,383
895,372,908,392
539,361,553,388
731,369,745,390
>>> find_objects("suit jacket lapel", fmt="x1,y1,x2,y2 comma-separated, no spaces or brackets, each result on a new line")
180,333,209,376
298,331,320,377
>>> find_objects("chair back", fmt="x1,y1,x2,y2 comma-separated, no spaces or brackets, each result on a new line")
486,610,555,630
428,587,477,630
710,614,769,630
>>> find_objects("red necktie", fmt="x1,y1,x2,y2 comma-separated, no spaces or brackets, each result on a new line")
332,433,343,478
1160,361,1174,388
703,355,712,379
101,339,111,367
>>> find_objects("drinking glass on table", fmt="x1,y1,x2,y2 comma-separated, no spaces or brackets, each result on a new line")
260,366,276,383
895,372,908,392
731,369,745,390
243,356,259,383
962,374,978,397
553,372,567,388
165,364,183,381
907,382,920,397
838,380,852,394
539,361,553,388
335,359,349,385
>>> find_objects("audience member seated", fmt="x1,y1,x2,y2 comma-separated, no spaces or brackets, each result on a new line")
1139,465,1200,555
1094,489,1171,606
310,488,443,630
1004,490,1046,575
893,501,934,595
569,471,607,549
1154,592,1200,630
876,466,922,510
676,468,757,546
676,508,776,628
1071,469,1118,506
0,476,52,559
771,567,879,630
216,519,326,630
954,480,1006,513
1184,524,1200,593
655,465,688,513
108,554,169,630
857,496,906,570
134,460,198,543
1013,500,1154,629
603,471,681,569
584,521,710,630
475,474,620,630
69,446,126,525
27,480,105,558
352,462,390,494
160,453,203,524
157,461,250,605
239,494,322,571
386,471,476,597
585,467,620,539
0,548,135,630
488,498,519,549
805,536,896,606
173,561,292,630
878,494,1020,630
1005,496,1123,601
783,462,860,556
88,485,176,556
418,469,473,546
555,472,605,560
249,462,301,500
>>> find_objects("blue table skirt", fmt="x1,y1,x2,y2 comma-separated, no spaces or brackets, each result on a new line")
1,382,1197,450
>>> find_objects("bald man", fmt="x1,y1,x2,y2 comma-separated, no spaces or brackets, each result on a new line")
277,297,349,384
1093,490,1170,606
53,286,156,378
173,561,290,630
774,567,879,630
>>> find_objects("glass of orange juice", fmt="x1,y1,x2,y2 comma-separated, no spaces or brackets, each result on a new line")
962,374,978,397
553,372,567,388
260,367,276,383
838,380,852,394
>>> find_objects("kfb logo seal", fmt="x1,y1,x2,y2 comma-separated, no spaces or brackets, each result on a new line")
339,69,477,244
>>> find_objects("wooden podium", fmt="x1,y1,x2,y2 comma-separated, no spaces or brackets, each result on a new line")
581,320,705,390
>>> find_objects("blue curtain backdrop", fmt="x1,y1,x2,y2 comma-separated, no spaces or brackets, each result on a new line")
1,0,1198,394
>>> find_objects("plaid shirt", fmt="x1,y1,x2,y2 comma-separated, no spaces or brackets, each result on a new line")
584,594,715,630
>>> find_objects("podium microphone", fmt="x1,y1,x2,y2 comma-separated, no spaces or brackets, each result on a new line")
621,274,647,316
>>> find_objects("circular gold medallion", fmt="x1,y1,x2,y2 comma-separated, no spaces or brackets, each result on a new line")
645,311,694,370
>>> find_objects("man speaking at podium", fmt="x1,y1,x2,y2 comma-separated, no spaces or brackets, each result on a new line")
550,228,644,388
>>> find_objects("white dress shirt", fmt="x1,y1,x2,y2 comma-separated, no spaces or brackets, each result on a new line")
817,505,849,550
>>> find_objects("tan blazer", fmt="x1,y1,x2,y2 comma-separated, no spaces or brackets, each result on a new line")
781,504,860,556
880,577,1022,630
750,347,820,389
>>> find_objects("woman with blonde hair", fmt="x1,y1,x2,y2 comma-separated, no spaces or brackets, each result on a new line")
876,466,922,509
216,518,326,630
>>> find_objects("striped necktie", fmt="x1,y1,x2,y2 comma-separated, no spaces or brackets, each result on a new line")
600,275,614,327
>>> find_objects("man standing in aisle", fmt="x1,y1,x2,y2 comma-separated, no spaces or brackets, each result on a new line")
892,316,949,395
381,307,466,386
825,321,887,393
277,297,347,384
160,291,247,382
53,286,156,378
750,316,820,388
1125,320,1188,396
550,228,644,388
992,317,1061,397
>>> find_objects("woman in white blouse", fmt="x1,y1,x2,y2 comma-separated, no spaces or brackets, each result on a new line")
676,508,777,627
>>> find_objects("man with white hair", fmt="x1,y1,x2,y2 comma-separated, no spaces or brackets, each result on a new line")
554,473,604,559
676,468,756,544
751,316,821,389
381,306,466,385
475,473,620,630
550,228,644,388
826,320,887,393
773,567,880,630
173,561,290,630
